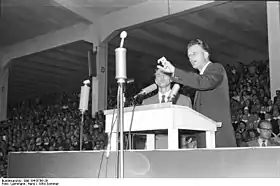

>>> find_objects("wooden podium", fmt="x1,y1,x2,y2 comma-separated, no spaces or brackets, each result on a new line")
104,103,221,150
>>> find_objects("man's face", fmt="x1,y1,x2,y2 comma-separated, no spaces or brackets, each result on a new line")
232,115,236,121
235,132,241,140
155,71,171,88
265,113,271,120
187,44,208,70
249,131,256,138
260,89,264,96
239,122,246,129
257,122,272,139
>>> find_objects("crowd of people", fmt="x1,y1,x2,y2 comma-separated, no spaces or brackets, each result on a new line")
0,58,278,177
227,60,280,147
0,92,107,177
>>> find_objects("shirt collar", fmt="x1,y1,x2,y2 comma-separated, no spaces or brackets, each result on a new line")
258,138,268,147
158,90,172,102
200,61,212,75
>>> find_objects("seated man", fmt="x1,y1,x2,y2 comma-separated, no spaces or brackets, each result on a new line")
247,120,280,147
143,69,192,107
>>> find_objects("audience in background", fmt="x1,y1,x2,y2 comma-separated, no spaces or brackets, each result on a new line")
0,59,279,177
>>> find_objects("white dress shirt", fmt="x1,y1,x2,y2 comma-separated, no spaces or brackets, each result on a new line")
258,138,268,147
158,90,172,103
199,61,212,75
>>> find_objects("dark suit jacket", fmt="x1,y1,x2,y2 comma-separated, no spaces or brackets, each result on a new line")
247,138,280,147
172,62,236,148
142,93,192,108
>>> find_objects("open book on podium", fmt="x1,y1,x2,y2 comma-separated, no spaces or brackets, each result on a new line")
104,102,221,150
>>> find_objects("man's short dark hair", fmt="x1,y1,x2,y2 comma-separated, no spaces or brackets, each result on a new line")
154,68,172,77
185,39,210,57
239,121,247,126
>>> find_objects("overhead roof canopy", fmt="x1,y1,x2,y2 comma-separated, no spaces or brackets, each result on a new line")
0,1,268,104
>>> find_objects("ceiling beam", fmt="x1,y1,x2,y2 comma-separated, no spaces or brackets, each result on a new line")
55,0,218,43
39,50,88,67
59,40,93,52
99,0,217,42
140,24,238,61
131,28,185,53
51,48,89,63
13,63,70,77
11,66,67,79
29,53,87,69
10,73,66,87
110,35,186,66
22,56,87,71
178,14,266,53
14,58,78,74
55,48,89,59
10,67,87,88
0,22,93,69
166,18,267,62
209,1,267,41
112,28,235,67
52,0,105,23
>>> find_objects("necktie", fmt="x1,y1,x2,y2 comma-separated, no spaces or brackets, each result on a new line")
161,95,165,103
262,140,266,147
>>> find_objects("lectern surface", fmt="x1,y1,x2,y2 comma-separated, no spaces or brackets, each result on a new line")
104,103,218,132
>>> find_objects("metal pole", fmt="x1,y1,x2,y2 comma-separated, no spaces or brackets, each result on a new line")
80,112,84,151
118,81,125,178
115,31,127,178
120,82,125,178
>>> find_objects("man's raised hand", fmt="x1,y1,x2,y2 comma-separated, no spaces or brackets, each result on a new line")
157,57,175,74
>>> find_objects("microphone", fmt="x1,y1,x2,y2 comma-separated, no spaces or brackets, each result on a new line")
120,31,127,48
115,31,127,81
168,84,180,103
134,83,157,99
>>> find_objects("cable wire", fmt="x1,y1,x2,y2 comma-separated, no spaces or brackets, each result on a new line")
126,99,137,150
97,109,117,178
97,87,118,178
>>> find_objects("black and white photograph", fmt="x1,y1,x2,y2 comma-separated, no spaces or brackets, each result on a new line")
0,0,279,184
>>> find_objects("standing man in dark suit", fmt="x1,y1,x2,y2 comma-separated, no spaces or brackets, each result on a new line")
157,39,236,148
142,68,192,107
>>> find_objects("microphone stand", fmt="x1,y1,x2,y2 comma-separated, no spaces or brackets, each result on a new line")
116,78,125,178
78,80,90,151
115,31,127,178
80,110,85,150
